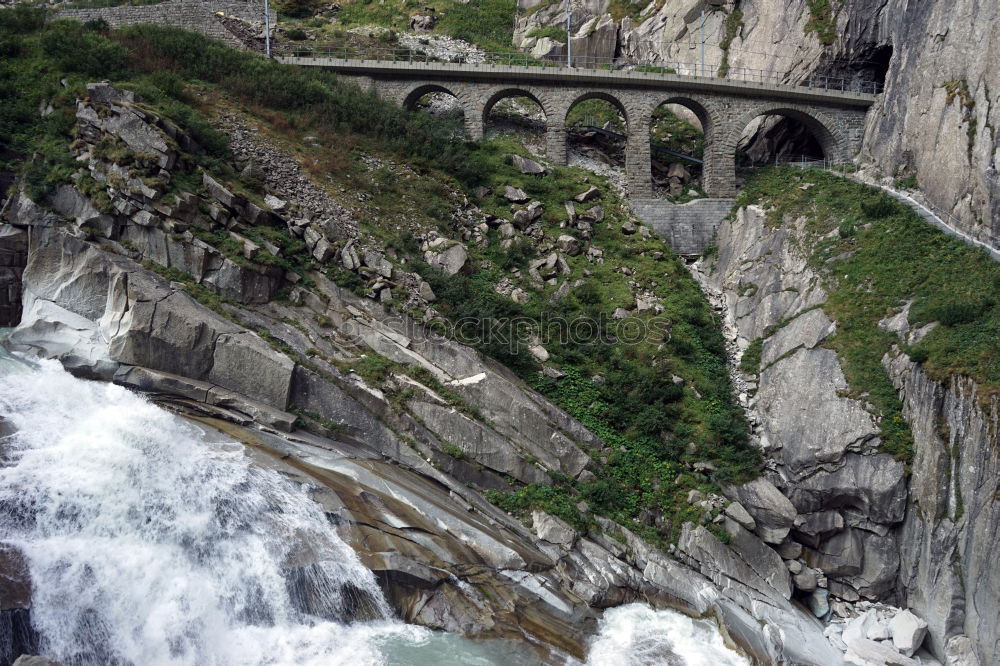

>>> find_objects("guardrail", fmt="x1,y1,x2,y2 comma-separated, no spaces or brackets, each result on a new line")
275,44,884,95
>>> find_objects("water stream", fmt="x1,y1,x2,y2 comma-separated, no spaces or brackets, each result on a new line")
0,350,747,666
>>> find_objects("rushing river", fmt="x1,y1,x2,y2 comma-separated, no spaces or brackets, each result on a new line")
0,350,748,666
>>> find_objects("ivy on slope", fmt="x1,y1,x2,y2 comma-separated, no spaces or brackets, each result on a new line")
737,167,1000,462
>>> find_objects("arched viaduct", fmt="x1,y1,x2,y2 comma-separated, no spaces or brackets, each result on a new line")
276,57,876,199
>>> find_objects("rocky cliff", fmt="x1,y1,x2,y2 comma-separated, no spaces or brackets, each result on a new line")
700,197,999,665
515,0,999,247
0,81,853,664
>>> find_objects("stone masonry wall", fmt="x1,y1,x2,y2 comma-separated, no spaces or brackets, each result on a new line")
55,1,275,50
632,198,735,254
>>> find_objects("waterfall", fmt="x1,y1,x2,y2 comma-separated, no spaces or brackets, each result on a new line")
0,352,433,666
586,604,750,666
0,350,751,666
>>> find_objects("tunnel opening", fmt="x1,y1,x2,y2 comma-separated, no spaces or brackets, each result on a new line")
738,114,826,167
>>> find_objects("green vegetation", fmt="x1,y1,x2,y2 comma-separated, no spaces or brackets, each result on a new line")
894,174,918,190
804,0,838,46
942,79,977,158
738,167,1000,460
526,26,567,44
327,0,517,52
717,9,743,78
566,98,626,132
651,106,704,157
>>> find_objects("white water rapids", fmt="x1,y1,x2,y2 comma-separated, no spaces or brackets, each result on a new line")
0,350,748,666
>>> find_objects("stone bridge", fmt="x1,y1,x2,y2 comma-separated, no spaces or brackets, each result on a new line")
277,57,877,199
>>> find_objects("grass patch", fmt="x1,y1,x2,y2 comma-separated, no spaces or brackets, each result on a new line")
717,9,743,78
804,0,838,46
738,167,1000,460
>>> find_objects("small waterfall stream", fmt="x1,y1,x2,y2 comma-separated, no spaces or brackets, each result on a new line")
0,350,748,666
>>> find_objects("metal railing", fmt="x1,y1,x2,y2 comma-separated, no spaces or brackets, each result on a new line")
274,44,884,95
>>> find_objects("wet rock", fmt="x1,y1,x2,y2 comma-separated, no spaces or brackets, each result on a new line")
13,658,63,666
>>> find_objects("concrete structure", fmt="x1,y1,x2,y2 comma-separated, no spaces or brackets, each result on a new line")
56,0,273,51
278,57,877,199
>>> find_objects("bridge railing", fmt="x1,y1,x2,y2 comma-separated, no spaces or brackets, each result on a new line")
273,44,884,95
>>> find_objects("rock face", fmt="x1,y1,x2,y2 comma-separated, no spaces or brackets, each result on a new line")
700,205,907,620
0,544,39,666
884,351,1000,664
702,202,1000,665
2,135,848,666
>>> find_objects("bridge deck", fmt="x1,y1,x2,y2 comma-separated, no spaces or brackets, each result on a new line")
276,57,878,108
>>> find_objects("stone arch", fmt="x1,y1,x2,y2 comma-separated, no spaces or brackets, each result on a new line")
647,95,719,137
644,95,721,197
714,104,850,196
480,86,559,160
398,82,477,138
481,86,555,127
563,91,631,129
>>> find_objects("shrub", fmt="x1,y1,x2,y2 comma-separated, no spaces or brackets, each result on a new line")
284,28,308,41
860,193,897,219
41,20,129,78
276,0,316,19
931,300,990,327
0,5,46,34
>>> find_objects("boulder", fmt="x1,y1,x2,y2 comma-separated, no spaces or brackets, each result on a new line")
529,345,549,363
512,155,545,174
574,186,600,203
418,281,437,302
556,234,582,256
806,589,829,618
363,250,393,279
620,221,637,235
13,658,63,666
264,194,287,211
428,244,469,275
504,186,530,202
724,502,756,531
792,569,818,592
889,610,928,657
532,511,577,547
722,477,797,544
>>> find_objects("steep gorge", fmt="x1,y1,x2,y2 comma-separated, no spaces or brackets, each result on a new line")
1,4,998,665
